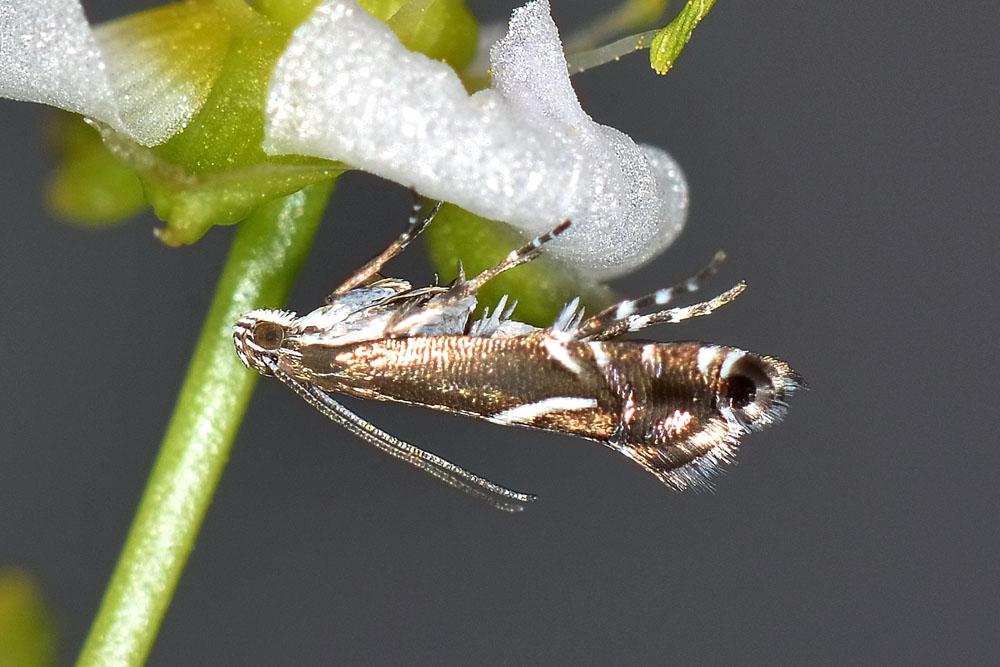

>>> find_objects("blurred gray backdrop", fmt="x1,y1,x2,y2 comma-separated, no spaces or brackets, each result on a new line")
2,1,997,664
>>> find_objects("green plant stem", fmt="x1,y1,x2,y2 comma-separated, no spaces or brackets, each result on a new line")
77,181,335,667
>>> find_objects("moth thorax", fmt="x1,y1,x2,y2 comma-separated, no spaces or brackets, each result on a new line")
232,309,296,375
714,350,799,430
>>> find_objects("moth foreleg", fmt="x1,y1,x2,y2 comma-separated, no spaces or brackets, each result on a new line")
329,194,443,299
268,361,535,512
449,220,571,298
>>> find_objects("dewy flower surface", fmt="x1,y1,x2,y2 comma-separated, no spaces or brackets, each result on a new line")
1,0,688,277
265,0,688,278
0,0,215,146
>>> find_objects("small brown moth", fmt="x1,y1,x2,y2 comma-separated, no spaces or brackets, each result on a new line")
234,199,801,511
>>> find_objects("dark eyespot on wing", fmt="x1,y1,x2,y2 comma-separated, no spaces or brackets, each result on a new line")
604,344,802,492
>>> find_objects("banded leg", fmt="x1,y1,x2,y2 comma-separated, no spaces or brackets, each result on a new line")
329,194,443,299
572,252,743,341
574,282,746,341
448,221,571,299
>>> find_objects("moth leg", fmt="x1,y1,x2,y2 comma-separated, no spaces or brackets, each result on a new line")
268,361,536,512
571,251,745,340
574,281,746,341
448,220,571,299
330,194,443,298
653,250,727,306
571,251,727,339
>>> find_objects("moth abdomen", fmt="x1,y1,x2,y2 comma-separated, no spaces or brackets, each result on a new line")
606,342,802,490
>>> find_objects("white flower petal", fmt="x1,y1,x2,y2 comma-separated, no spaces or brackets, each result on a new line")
0,0,119,126
264,0,687,277
91,4,228,147
0,0,213,146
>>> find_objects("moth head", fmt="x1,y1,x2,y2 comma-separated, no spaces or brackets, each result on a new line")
713,350,802,432
233,309,297,375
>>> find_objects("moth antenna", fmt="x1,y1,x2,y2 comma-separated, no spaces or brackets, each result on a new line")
681,250,727,294
330,197,443,298
267,361,535,512
575,281,746,341
451,220,571,298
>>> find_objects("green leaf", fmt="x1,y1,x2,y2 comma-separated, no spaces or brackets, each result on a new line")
649,0,716,74
0,570,57,667
424,204,614,327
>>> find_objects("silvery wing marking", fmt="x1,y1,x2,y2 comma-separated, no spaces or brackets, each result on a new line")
234,197,802,508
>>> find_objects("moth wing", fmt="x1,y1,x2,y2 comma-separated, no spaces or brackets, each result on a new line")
612,416,742,492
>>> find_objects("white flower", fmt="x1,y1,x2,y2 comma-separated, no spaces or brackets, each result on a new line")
1,0,688,278
265,0,687,278
0,0,213,146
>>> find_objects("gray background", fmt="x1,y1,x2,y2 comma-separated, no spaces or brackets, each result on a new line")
2,1,997,664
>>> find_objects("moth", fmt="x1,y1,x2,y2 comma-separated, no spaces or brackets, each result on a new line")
234,198,801,511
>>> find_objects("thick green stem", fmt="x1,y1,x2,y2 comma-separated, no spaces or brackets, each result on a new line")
77,181,334,667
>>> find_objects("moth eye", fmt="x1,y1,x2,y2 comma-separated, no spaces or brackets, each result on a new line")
252,321,285,350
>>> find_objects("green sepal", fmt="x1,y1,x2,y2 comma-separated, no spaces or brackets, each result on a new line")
424,204,615,327
52,0,480,244
96,125,342,245
256,0,477,70
45,113,146,226
252,0,324,29
40,0,339,242
649,0,717,74
377,0,478,71
0,570,57,667
129,0,339,244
